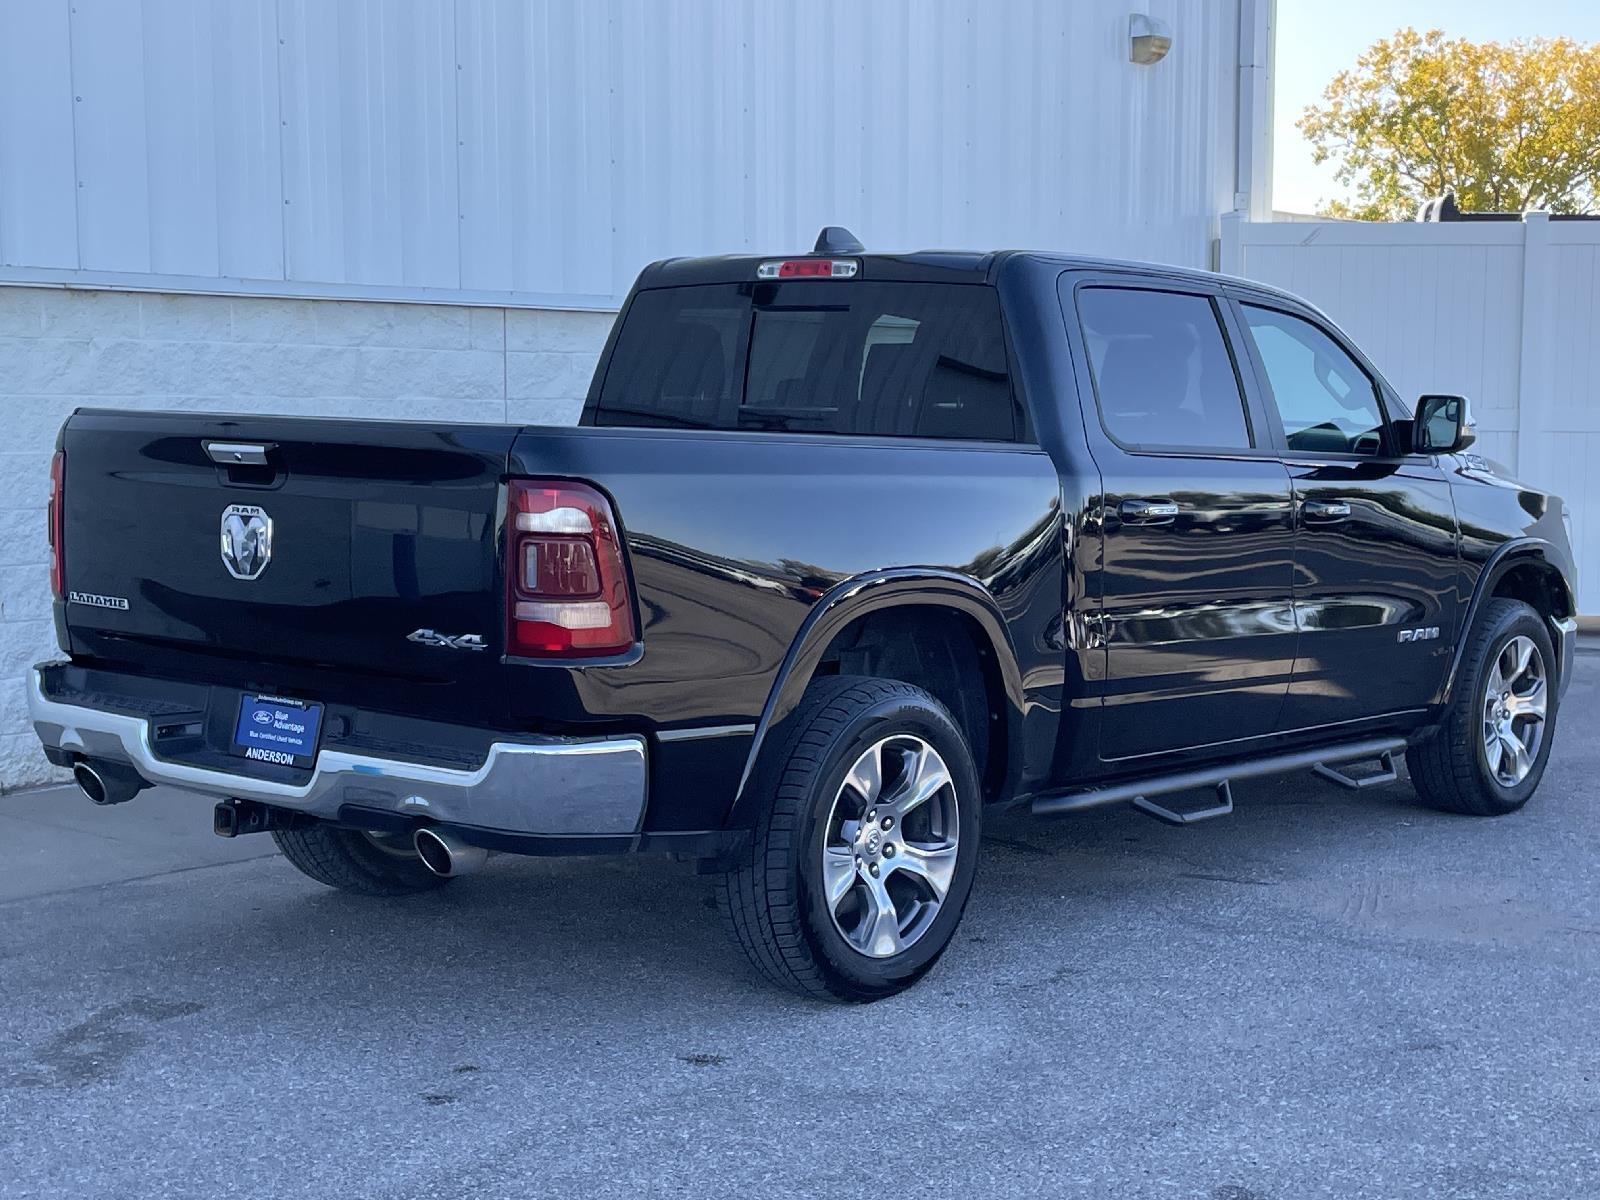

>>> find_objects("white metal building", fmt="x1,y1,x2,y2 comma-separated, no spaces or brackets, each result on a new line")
0,0,1272,789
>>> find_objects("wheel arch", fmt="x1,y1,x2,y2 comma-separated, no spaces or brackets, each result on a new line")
725,569,1027,828
1441,538,1575,704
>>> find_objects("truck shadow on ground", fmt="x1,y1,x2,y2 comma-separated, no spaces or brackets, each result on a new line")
183,763,1491,1016
11,753,1582,1102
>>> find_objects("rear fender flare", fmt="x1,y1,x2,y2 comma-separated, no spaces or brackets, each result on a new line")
725,569,1026,828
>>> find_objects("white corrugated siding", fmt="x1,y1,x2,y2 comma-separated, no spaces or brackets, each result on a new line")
0,0,1242,306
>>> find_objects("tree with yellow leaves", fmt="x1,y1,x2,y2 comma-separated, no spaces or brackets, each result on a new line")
1299,28,1600,220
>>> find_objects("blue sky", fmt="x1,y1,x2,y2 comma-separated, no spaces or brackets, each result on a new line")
1273,0,1600,213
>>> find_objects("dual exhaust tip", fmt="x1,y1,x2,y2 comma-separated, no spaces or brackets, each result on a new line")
73,757,485,878
412,827,489,878
73,759,148,806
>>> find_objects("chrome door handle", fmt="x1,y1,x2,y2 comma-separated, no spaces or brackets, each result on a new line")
1302,499,1351,521
1119,498,1179,524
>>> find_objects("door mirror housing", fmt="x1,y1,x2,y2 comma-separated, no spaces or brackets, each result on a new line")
1414,394,1476,453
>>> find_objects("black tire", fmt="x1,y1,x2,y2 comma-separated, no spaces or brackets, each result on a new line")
716,676,983,1002
1408,598,1560,816
271,824,450,896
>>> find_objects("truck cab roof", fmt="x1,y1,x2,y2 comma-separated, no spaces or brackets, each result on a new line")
634,244,1292,303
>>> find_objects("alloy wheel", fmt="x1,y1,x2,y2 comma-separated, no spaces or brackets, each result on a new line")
1482,634,1547,787
821,735,960,959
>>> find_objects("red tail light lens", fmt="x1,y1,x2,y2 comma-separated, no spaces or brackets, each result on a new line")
506,480,636,658
48,451,64,598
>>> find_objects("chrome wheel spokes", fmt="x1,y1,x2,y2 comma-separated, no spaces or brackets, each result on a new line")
883,741,952,821
894,840,959,904
822,735,959,959
1482,634,1546,787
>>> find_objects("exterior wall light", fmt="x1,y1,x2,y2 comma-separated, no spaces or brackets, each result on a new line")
1129,13,1172,65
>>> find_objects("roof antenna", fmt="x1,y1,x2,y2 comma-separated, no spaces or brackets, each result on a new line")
813,226,865,255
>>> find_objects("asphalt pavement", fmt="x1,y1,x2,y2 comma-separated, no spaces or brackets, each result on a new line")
2,659,1598,1199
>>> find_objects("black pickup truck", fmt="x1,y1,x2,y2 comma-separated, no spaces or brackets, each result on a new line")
29,229,1577,1000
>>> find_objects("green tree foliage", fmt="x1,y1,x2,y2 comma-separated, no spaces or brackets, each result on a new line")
1300,28,1600,220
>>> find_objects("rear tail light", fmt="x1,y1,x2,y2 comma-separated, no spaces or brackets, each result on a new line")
756,258,858,279
506,480,636,658
47,451,64,598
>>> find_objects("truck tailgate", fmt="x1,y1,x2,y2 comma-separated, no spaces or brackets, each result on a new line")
59,410,514,707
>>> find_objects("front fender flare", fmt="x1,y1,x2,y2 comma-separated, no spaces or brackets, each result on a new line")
725,569,1026,828
1439,537,1574,705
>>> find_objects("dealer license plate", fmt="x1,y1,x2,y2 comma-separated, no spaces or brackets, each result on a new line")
232,694,323,768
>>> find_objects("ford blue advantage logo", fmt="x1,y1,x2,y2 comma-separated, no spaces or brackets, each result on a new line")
233,694,323,767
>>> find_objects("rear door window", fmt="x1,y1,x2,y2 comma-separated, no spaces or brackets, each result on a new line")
593,281,1020,440
1076,286,1254,452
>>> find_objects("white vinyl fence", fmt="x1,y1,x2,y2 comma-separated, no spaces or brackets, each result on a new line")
1221,211,1600,612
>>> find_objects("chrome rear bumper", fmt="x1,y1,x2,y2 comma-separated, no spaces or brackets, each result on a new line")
27,668,647,837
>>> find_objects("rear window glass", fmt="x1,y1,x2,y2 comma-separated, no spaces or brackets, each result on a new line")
591,281,1020,440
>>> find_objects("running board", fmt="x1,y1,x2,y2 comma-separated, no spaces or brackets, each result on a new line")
1312,750,1398,790
1133,780,1233,826
1031,736,1408,820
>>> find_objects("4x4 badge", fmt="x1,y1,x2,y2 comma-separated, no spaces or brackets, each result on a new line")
221,504,272,580
407,628,487,652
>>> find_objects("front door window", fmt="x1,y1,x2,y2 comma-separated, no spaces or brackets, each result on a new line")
1241,305,1386,456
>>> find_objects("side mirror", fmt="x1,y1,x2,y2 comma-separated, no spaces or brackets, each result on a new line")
1414,394,1476,453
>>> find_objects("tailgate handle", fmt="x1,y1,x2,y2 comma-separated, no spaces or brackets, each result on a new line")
206,441,276,466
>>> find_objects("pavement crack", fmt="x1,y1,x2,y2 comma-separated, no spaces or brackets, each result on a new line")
0,853,281,909
1178,871,1278,887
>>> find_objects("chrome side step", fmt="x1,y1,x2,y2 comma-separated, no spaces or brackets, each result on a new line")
1031,735,1409,821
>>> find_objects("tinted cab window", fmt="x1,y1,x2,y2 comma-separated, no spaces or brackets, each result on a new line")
593,281,1019,440
1076,287,1253,451
1240,305,1386,456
